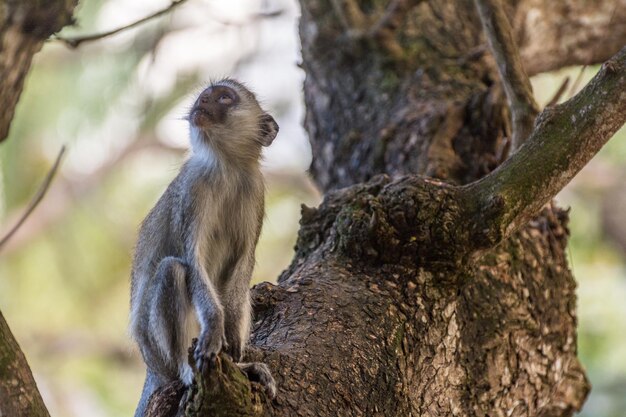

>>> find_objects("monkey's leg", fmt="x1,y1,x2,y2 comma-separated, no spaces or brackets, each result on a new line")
132,257,191,417
132,257,191,383
221,269,276,398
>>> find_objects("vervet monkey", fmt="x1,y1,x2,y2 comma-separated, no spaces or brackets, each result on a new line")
130,79,278,417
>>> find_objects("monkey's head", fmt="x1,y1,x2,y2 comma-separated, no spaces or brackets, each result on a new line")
188,79,279,164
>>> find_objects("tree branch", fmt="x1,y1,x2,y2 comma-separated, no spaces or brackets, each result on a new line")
0,311,51,417
518,0,626,76
546,76,569,107
0,0,78,143
462,47,626,250
474,0,539,151
0,146,66,251
55,0,187,49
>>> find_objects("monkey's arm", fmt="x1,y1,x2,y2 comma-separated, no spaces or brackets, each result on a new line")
221,262,252,361
187,261,226,365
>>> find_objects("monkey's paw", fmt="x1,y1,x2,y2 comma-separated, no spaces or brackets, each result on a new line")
193,332,226,374
238,362,277,399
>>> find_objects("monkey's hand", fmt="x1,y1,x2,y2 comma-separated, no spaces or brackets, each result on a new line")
238,362,277,399
194,324,227,373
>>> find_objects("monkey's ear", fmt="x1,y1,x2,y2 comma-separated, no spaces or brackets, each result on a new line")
259,113,279,147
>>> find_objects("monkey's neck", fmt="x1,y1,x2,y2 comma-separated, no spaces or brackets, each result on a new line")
190,130,262,173
189,145,261,177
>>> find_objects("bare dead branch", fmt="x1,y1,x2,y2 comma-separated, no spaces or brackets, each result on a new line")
546,76,570,107
55,0,187,49
0,146,66,251
462,47,626,250
568,65,588,98
474,0,540,151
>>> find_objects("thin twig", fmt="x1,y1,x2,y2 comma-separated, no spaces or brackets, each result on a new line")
567,65,587,98
474,0,540,152
56,0,187,49
546,76,569,107
0,146,66,251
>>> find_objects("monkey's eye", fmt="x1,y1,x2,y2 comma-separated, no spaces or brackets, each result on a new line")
218,94,234,105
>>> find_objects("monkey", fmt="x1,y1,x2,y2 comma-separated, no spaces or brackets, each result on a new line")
129,79,278,417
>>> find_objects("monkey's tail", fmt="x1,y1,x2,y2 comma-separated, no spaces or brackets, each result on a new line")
134,369,162,417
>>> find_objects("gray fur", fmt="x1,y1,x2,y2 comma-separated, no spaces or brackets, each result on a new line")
130,79,278,417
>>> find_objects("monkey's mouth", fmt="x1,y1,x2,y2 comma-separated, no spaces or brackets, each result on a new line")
190,108,213,128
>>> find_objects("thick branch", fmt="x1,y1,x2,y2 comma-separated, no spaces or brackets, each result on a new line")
463,47,626,249
0,311,50,417
474,0,539,150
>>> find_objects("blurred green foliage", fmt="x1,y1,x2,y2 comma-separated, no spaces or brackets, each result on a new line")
0,1,624,416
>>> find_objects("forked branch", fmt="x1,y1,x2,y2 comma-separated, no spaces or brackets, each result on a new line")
462,47,626,250
474,0,539,151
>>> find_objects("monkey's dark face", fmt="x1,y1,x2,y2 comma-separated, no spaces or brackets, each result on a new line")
189,80,279,162
190,85,240,129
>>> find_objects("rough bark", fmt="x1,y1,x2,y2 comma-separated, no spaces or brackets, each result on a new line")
303,0,626,192
0,311,50,417
142,1,626,416
0,0,77,142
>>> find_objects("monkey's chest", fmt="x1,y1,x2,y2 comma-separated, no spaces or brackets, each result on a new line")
193,192,261,282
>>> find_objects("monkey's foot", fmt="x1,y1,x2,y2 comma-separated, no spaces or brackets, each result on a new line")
238,362,277,399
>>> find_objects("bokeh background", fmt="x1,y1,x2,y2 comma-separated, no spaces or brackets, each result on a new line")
0,1,624,416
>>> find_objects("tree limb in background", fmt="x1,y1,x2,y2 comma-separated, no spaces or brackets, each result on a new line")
519,1,626,76
568,65,588,98
474,0,539,151
0,146,66,251
56,0,188,48
546,76,569,107
463,47,626,251
0,0,78,143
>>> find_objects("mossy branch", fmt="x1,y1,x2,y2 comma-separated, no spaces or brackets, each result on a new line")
462,47,626,250
144,344,269,417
